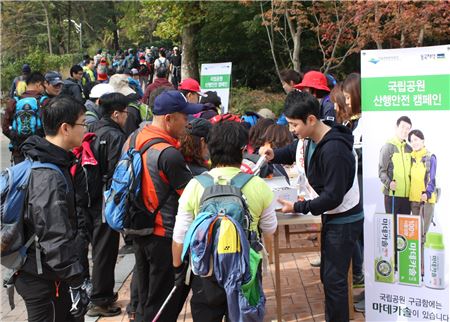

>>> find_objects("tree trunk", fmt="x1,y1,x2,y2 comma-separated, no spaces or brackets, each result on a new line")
41,2,53,55
181,23,199,80
261,1,282,85
67,1,71,53
417,27,424,47
110,1,120,50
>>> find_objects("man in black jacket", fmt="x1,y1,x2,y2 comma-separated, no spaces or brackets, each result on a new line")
17,95,89,322
261,91,363,322
62,65,86,103
80,93,130,317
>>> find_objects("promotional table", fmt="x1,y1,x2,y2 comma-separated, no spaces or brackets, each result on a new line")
271,213,354,321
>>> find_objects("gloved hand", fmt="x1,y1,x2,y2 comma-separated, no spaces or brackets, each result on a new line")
174,263,188,287
69,279,90,318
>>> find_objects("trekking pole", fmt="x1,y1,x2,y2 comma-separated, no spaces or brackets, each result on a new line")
151,286,177,322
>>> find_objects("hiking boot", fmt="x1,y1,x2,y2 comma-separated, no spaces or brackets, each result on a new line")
86,304,122,317
353,274,365,288
354,299,365,313
353,291,365,303
310,257,321,267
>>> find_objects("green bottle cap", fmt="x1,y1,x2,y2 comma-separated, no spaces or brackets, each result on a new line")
425,232,445,250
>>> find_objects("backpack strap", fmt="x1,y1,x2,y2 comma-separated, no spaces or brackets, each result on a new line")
230,172,254,190
195,173,215,189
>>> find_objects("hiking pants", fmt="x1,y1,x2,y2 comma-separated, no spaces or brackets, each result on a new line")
320,219,363,322
384,195,411,215
84,207,120,307
126,268,139,315
190,275,228,322
15,271,83,322
133,235,189,322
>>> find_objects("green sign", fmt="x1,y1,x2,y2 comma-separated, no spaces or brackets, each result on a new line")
200,74,231,89
362,74,450,111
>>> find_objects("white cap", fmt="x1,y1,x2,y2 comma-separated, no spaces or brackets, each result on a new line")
109,74,135,96
90,83,113,99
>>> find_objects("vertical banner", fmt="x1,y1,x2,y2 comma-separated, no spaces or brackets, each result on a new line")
200,62,232,113
362,45,450,321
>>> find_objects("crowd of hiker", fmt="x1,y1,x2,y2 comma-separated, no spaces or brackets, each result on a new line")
1,48,372,322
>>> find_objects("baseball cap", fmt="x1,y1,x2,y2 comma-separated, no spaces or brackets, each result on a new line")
257,108,276,120
187,118,212,139
90,83,113,99
44,71,63,86
179,78,205,97
109,74,135,96
153,90,204,116
294,71,330,92
22,64,31,74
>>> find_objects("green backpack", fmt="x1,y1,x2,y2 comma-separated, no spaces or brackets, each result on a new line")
129,101,153,122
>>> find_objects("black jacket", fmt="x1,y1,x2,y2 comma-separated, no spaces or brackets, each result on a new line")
86,117,127,207
20,136,84,284
62,78,85,103
273,125,362,222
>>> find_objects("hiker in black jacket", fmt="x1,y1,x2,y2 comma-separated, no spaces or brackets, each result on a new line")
78,92,129,317
261,91,363,322
17,95,89,322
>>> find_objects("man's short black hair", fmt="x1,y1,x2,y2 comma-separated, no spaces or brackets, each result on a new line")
397,116,412,127
156,66,168,78
83,58,94,66
70,65,83,77
280,69,302,84
99,93,129,115
283,90,320,123
207,122,248,168
42,95,86,136
26,71,45,86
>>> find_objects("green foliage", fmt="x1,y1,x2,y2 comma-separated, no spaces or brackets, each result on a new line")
1,51,79,92
229,87,285,117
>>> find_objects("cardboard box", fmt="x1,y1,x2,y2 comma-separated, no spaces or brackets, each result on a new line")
264,176,298,210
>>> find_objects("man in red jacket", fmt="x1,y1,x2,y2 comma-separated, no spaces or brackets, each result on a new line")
141,66,173,105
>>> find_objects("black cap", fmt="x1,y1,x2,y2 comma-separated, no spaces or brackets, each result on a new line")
187,118,212,140
200,91,221,107
44,71,63,85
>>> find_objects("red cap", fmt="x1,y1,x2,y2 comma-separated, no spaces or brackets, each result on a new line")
294,71,330,92
179,78,205,96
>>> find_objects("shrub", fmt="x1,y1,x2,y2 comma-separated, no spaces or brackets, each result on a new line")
229,87,285,117
1,51,79,94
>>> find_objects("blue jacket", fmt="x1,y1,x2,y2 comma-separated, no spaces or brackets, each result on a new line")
183,213,265,322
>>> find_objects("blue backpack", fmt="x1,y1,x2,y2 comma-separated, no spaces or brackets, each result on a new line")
181,173,266,322
104,134,168,236
11,96,46,142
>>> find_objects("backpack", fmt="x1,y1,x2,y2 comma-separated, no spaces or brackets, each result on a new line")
104,134,169,236
138,63,150,76
11,96,46,144
181,173,266,321
129,101,153,122
1,159,68,308
156,58,168,69
184,172,254,273
15,77,27,97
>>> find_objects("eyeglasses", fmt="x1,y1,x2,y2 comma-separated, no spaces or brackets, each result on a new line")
52,83,63,88
74,123,89,128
